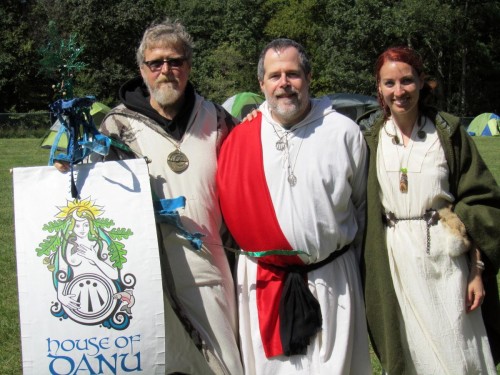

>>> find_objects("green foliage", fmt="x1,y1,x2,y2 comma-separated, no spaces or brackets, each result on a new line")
38,21,86,99
94,217,115,228
96,224,133,269
0,0,499,115
263,0,324,44
32,196,133,271
108,241,128,269
0,1,53,111
107,227,134,241
193,42,259,103
35,234,61,257
42,219,67,233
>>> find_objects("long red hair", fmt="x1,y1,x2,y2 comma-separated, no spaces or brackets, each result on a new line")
375,46,432,119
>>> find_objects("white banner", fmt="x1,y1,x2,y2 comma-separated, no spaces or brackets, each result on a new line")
13,159,165,374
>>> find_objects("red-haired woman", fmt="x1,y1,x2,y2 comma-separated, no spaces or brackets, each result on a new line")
362,46,500,374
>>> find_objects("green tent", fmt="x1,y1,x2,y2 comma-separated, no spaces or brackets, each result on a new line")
222,92,264,120
466,112,500,136
40,101,111,150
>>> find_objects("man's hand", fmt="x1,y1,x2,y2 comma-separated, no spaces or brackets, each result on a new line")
54,161,70,172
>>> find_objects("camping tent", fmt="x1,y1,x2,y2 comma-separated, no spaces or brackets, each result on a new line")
328,93,379,122
222,92,264,120
466,112,500,136
40,101,111,150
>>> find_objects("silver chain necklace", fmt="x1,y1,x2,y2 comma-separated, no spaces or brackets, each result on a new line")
271,123,308,186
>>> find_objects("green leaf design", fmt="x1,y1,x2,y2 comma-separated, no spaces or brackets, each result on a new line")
36,235,61,257
94,218,115,229
42,219,66,233
108,241,128,270
107,228,133,241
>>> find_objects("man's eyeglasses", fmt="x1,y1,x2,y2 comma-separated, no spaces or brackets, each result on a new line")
143,57,187,72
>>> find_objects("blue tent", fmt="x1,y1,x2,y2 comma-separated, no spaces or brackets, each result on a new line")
467,113,500,136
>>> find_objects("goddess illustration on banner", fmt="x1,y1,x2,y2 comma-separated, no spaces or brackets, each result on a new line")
36,198,135,330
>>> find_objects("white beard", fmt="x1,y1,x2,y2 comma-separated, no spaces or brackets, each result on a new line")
147,80,182,107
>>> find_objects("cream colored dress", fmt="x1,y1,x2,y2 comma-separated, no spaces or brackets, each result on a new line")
376,117,496,375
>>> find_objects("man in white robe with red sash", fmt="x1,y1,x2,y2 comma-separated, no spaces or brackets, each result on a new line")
217,39,372,375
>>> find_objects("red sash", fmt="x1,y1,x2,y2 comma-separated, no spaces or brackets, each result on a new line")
217,114,304,357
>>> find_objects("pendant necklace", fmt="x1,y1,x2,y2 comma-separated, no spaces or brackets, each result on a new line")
399,166,408,193
271,123,308,186
384,122,400,145
165,136,189,173
401,117,426,190
388,114,427,193
274,128,288,151
393,121,416,193
397,141,413,193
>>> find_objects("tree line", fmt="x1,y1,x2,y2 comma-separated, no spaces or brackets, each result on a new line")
1,0,499,117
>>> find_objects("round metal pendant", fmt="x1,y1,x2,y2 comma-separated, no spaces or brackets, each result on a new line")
287,173,297,186
167,149,189,173
417,130,426,140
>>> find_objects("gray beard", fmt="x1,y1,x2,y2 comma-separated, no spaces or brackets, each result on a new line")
147,81,182,108
268,96,303,124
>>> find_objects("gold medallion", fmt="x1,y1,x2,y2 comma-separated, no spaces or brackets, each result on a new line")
167,149,189,173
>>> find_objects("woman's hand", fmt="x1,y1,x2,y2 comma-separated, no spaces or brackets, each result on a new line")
466,267,485,313
58,291,80,310
76,244,98,264
242,109,260,122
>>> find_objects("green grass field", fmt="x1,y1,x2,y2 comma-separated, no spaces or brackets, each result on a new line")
1,137,499,374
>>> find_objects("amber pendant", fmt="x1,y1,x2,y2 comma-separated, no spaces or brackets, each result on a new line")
399,168,408,193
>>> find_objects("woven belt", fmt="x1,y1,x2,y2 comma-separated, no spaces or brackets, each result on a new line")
383,210,440,254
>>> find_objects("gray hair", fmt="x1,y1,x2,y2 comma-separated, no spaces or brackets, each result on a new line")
136,19,193,68
257,38,311,81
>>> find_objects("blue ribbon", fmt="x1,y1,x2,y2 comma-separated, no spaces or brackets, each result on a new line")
48,96,112,198
49,96,111,166
154,196,205,251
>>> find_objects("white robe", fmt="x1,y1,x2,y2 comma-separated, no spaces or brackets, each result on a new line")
233,97,372,375
100,96,243,375
377,117,496,374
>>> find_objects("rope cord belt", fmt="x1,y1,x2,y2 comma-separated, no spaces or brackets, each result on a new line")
383,209,440,254
259,244,350,274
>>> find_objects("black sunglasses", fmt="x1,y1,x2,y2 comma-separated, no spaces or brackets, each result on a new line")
143,57,187,72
